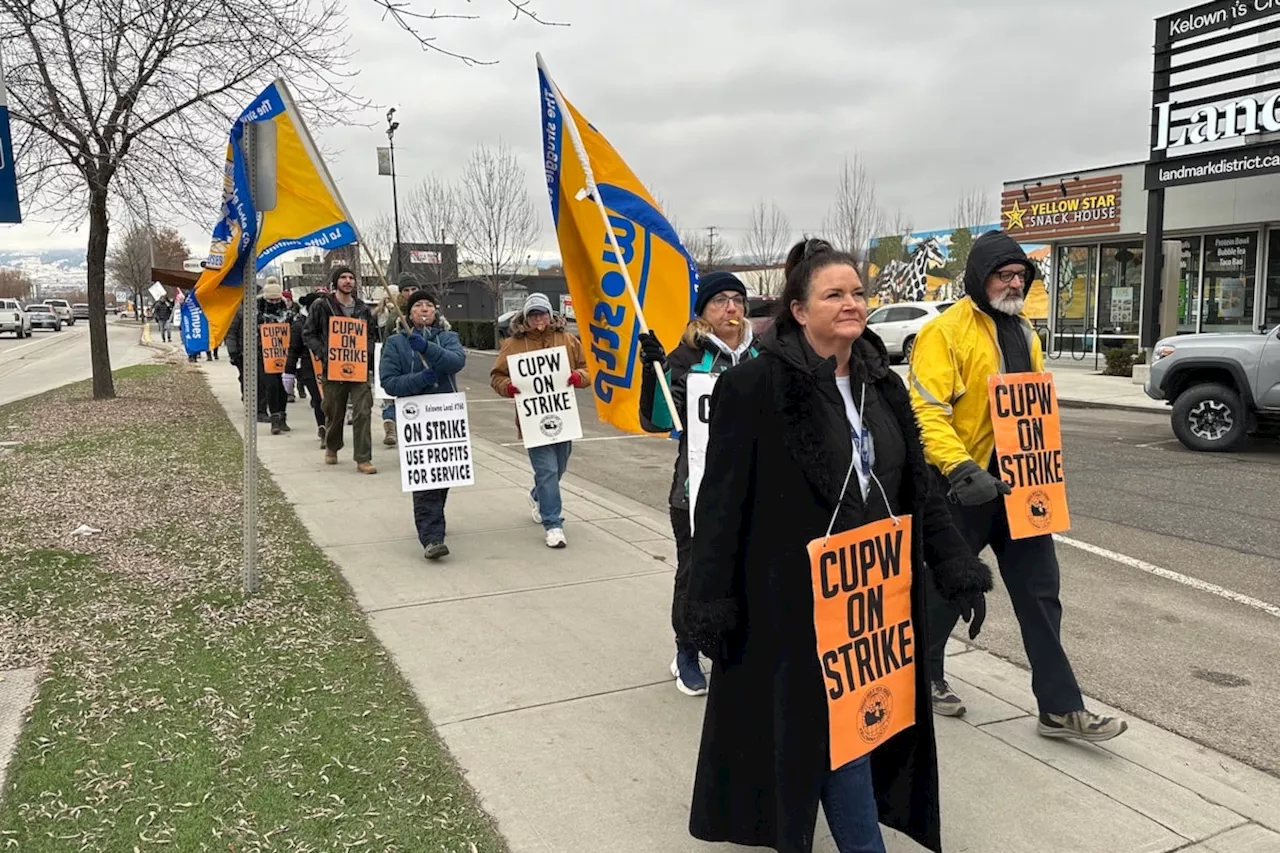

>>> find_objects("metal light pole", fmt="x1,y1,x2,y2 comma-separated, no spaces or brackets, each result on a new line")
386,107,404,280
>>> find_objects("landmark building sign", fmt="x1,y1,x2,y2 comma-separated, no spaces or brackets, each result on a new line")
1146,0,1280,189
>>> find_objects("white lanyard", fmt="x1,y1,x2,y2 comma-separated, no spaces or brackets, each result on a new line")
823,382,900,545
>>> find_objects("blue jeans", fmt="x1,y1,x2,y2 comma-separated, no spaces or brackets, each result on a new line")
528,442,572,530
822,756,885,853
382,402,395,422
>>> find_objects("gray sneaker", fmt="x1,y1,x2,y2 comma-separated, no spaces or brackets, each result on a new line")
423,542,450,561
1038,710,1128,742
931,680,966,717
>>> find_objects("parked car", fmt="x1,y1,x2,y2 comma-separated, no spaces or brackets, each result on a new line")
865,300,954,363
497,309,519,339
42,298,74,325
1144,324,1280,452
746,296,776,336
25,304,62,332
1,298,33,338
72,303,91,320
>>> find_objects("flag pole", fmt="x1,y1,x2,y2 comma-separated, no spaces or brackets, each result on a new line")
536,54,684,434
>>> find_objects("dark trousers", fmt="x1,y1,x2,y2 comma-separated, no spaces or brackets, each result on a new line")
263,371,287,417
670,505,695,653
822,756,886,853
413,489,449,544
925,493,1084,714
301,374,325,427
320,378,373,463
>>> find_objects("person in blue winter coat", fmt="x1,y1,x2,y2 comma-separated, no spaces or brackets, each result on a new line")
380,290,467,561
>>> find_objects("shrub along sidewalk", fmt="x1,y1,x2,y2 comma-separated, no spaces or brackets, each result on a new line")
0,363,505,853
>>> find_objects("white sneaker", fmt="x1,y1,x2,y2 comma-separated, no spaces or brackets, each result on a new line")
545,528,567,549
527,491,542,524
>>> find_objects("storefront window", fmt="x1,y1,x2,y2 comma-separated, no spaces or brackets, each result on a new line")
1098,244,1143,345
1052,245,1096,355
1178,237,1201,333
1265,230,1280,331
1201,232,1258,333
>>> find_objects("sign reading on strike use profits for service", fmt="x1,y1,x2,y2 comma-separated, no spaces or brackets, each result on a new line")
987,372,1071,540
511,345,583,449
259,323,290,374
396,392,474,492
326,316,368,382
685,373,716,532
808,515,916,770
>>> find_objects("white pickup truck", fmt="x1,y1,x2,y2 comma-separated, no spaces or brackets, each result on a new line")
0,298,33,338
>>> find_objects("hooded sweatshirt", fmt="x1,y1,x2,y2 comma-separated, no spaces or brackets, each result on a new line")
963,231,1036,374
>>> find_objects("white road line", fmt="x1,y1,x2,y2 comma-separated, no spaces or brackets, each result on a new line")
499,434,655,448
1134,438,1180,448
1054,534,1280,619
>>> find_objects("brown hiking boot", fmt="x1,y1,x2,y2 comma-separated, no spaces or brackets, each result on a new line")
324,450,338,465
383,420,397,447
357,461,377,475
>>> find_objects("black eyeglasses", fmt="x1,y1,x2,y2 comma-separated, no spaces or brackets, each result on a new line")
996,269,1030,283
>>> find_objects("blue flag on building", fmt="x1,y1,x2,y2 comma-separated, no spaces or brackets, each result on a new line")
0,53,21,224
180,292,210,357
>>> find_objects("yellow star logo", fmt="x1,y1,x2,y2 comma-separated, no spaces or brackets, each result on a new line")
1004,200,1027,230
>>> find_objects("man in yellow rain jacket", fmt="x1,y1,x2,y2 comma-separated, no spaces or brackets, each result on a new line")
909,230,1127,743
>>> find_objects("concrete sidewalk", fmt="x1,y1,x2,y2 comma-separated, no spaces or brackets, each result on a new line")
202,364,1279,853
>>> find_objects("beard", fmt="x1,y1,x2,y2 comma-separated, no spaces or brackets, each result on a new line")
990,292,1025,315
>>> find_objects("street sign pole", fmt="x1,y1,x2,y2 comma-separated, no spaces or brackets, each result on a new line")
241,119,277,595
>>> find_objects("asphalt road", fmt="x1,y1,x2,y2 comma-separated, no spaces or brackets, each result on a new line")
449,350,1280,777
0,319,154,407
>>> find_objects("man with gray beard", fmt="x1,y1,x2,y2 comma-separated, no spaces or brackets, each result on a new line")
908,230,1127,743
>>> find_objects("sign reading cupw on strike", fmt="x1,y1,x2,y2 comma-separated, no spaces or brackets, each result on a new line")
511,346,583,449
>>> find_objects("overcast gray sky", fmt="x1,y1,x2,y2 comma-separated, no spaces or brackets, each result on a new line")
3,0,1181,258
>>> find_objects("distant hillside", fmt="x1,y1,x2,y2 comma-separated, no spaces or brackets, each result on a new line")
0,249,89,293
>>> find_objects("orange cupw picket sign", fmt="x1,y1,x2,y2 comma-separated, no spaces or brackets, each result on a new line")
259,323,290,375
326,316,368,382
808,515,916,770
309,353,325,399
987,372,1071,540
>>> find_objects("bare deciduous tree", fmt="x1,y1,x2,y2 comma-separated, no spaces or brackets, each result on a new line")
2,0,355,399
456,141,540,320
680,227,734,273
402,175,464,288
950,187,993,230
742,200,792,295
823,153,882,282
371,0,566,65
106,222,153,323
0,268,35,300
360,213,398,268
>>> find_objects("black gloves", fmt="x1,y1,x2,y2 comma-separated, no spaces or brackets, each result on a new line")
953,592,987,639
946,459,1012,507
638,331,667,367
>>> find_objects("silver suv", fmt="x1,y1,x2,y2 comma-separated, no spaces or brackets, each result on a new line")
1144,325,1280,452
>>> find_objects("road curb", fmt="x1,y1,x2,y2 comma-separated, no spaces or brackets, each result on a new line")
1058,398,1168,415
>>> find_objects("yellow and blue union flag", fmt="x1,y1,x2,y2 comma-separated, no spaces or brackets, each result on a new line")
192,79,357,347
537,56,697,435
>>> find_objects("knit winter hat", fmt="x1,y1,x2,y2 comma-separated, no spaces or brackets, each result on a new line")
523,292,553,318
262,281,284,301
406,290,437,312
329,266,356,286
694,271,747,316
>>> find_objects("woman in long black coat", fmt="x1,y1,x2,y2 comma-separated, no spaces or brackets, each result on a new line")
683,239,993,853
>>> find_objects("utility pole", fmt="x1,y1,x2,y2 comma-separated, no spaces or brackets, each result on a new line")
705,224,719,271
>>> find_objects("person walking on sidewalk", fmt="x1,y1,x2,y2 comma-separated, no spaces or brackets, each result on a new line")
682,239,991,853
490,293,589,549
286,292,327,444
304,266,380,474
909,229,1128,742
377,274,422,448
380,290,466,561
637,271,760,698
152,296,175,342
229,279,293,434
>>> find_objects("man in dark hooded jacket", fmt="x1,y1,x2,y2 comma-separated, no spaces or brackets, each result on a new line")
908,230,1127,742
